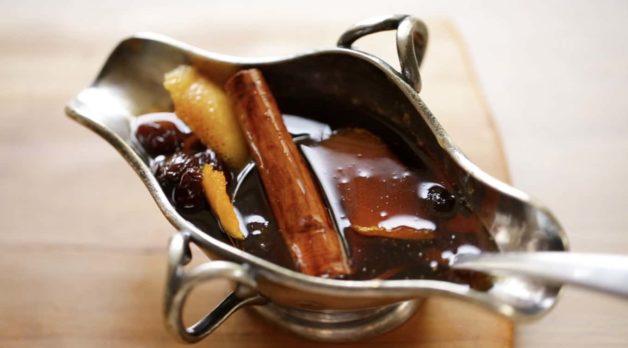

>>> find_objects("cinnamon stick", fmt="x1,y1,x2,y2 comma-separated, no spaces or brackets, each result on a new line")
225,69,350,277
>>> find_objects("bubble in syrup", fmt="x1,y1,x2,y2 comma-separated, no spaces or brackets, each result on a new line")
357,168,371,178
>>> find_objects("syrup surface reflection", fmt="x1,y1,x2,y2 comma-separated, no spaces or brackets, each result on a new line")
301,128,497,282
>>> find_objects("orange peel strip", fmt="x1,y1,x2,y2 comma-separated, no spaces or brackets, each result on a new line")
201,164,244,240
352,225,435,240
164,65,248,170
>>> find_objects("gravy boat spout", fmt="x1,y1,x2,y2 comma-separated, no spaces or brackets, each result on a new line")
66,15,568,343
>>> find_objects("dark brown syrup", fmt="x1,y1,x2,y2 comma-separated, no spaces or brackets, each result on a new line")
133,104,497,287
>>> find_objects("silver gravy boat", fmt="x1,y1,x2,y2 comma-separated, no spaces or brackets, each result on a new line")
66,14,568,343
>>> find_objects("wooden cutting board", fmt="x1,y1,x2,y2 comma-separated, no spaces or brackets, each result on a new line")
0,13,512,348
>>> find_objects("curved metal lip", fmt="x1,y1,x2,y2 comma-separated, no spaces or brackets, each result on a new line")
66,32,569,319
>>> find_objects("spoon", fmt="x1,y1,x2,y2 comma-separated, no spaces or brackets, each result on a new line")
452,252,628,298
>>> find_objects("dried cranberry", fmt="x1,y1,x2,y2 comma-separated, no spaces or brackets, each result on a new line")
153,153,189,190
426,185,457,214
172,166,206,211
135,121,185,156
153,146,231,211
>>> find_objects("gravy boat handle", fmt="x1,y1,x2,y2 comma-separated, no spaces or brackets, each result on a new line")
453,252,628,298
164,233,266,343
337,14,428,93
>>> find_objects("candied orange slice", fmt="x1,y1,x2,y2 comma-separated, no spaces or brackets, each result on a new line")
164,65,248,169
201,164,244,240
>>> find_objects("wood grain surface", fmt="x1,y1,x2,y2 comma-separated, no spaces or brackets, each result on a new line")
0,5,516,348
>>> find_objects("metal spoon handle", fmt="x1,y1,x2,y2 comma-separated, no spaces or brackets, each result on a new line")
453,252,628,298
